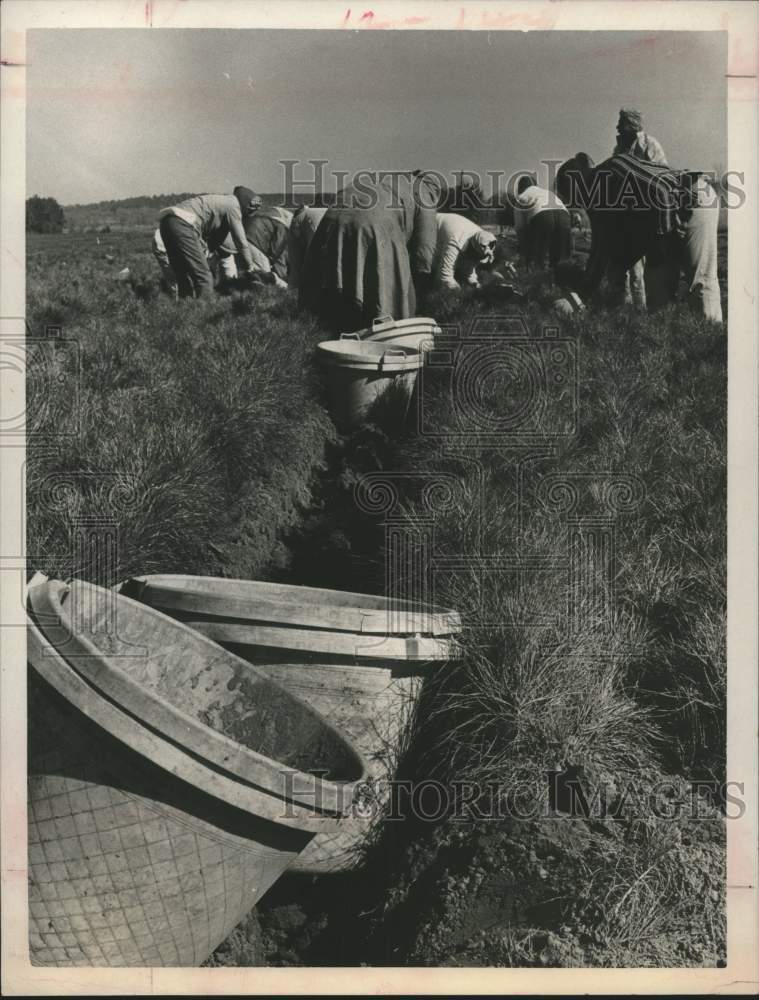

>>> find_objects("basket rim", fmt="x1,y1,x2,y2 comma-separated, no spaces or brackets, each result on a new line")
27,577,369,825
118,573,462,636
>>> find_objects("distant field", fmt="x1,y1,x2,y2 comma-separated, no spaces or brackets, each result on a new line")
26,229,727,969
61,191,728,235
61,193,333,232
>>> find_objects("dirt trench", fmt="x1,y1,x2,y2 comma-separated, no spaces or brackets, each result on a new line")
208,403,452,967
204,404,575,969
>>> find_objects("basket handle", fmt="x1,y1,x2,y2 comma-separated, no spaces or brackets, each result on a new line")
372,315,395,331
339,332,361,340
381,348,410,363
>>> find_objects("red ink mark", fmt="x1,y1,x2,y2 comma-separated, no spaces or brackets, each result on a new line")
340,7,410,29
355,9,396,29
145,0,153,27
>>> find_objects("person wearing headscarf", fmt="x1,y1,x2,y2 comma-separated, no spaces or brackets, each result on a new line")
216,206,294,288
157,186,262,298
613,108,668,167
556,152,683,311
513,174,572,270
432,213,497,290
612,109,669,308
299,171,441,332
287,205,329,289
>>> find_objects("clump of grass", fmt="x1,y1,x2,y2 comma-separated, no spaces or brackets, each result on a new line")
422,617,658,804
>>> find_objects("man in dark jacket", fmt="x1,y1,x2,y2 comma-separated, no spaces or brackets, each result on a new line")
217,207,292,287
556,152,682,311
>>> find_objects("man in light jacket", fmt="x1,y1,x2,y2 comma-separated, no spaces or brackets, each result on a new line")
513,175,571,270
157,187,262,298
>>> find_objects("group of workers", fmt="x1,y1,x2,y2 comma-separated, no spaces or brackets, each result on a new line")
152,108,723,327
152,182,505,317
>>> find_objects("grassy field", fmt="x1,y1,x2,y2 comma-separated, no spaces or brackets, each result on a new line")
26,227,727,968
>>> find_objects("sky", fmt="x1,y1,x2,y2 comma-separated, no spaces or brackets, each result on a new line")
26,29,727,206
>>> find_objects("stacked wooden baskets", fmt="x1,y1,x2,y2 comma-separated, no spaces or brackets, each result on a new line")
317,316,442,428
26,570,460,966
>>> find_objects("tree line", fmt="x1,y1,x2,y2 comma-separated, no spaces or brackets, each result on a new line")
26,196,66,234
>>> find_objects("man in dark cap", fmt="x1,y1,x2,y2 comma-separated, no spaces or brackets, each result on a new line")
157,187,262,298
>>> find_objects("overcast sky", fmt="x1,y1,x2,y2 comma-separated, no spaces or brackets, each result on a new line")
26,29,727,205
